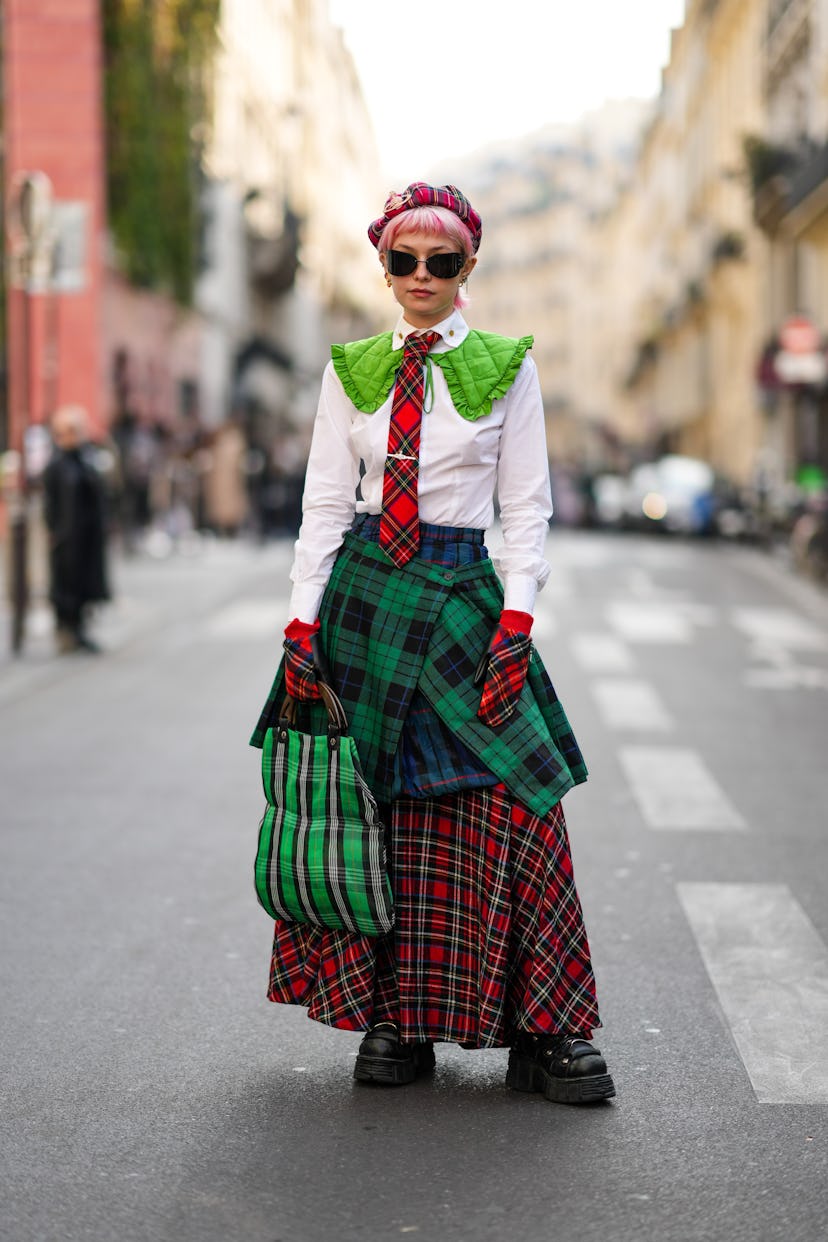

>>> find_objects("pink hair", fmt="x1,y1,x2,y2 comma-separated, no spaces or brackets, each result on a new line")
378,205,475,309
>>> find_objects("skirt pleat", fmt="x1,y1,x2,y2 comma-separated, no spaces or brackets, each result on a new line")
267,782,600,1047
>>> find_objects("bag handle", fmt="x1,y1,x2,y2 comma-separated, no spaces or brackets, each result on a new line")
279,680,349,734
279,631,349,733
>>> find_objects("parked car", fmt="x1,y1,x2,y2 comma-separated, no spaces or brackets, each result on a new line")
624,455,718,535
592,472,629,528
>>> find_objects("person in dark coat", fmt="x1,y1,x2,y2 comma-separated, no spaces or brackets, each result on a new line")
43,405,110,653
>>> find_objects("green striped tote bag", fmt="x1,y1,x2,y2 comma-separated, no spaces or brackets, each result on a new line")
255,685,394,937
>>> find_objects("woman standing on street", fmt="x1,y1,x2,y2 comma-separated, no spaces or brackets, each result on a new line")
251,182,615,1105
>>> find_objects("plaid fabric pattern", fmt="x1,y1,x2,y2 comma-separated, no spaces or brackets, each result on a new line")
368,182,483,252
282,637,321,702
251,531,587,822
379,332,438,567
266,784,601,1046
354,517,498,797
354,513,487,566
477,626,533,727
255,712,394,937
391,688,498,797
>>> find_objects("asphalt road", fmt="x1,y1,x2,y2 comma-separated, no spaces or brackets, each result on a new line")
2,530,827,1242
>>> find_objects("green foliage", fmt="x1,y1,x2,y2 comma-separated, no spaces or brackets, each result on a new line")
102,0,219,304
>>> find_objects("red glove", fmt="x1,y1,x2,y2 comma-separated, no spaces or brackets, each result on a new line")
476,610,534,727
283,618,321,701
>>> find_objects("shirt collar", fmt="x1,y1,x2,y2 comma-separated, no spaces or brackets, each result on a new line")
392,309,469,352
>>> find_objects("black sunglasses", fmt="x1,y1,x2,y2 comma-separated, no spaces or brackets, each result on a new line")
385,250,465,280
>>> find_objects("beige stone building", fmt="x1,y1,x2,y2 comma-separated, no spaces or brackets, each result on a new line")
750,0,828,494
605,0,767,488
595,0,828,497
458,103,650,470
464,1,828,500
197,0,386,431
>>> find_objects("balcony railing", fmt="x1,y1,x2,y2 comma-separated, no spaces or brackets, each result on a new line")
766,0,810,86
768,0,807,39
747,137,828,233
787,141,828,215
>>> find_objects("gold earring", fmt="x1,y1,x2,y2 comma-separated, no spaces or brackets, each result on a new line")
385,275,392,287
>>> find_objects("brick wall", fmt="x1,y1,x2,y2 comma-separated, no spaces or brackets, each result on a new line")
3,0,105,446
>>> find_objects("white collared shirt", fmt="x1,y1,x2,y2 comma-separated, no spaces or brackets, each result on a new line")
288,308,553,622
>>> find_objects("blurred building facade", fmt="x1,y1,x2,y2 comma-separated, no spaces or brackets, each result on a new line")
458,102,651,470
2,0,386,554
608,0,767,487
751,0,828,494
460,0,828,499
615,0,828,494
193,0,386,534
3,0,107,446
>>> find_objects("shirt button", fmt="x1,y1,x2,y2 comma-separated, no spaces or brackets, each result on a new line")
442,571,454,582
449,330,455,337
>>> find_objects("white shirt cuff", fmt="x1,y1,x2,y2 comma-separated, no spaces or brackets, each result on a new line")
287,582,326,625
502,573,537,614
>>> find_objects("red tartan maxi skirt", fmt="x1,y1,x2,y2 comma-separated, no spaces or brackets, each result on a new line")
267,783,600,1047
258,521,602,1048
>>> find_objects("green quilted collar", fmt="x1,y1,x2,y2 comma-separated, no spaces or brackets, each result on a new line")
331,329,533,422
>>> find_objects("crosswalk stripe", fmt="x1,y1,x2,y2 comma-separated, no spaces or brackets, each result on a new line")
591,678,674,731
677,882,828,1104
571,633,634,673
731,607,828,652
619,746,746,830
607,601,694,644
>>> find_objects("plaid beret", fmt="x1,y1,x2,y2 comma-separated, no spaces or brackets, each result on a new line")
368,182,483,253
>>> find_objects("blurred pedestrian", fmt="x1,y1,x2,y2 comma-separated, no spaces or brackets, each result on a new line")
111,413,158,553
251,183,614,1105
203,416,248,537
43,405,110,654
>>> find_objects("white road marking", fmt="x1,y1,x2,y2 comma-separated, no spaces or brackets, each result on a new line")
619,746,746,830
731,607,828,651
677,882,828,1104
744,666,828,691
733,606,828,691
626,568,689,599
203,600,284,639
608,601,695,644
571,633,634,673
591,678,674,731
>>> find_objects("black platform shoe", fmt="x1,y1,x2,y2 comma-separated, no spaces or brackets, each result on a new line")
353,1022,436,1086
506,1032,615,1105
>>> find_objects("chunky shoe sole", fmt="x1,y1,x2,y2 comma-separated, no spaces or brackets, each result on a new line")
354,1043,436,1086
506,1050,615,1105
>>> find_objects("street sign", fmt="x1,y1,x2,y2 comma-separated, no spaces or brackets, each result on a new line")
779,315,821,355
775,350,827,385
775,314,826,385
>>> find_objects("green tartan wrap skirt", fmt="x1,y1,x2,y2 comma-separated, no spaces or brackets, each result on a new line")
250,530,587,821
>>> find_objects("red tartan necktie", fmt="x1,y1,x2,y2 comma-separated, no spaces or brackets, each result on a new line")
379,330,438,566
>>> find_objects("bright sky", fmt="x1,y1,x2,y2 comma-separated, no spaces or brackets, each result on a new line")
329,0,686,180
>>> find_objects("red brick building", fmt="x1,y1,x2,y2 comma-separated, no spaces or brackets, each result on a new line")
3,0,106,454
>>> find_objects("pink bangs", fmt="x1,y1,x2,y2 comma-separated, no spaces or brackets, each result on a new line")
377,205,475,257
378,205,475,309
